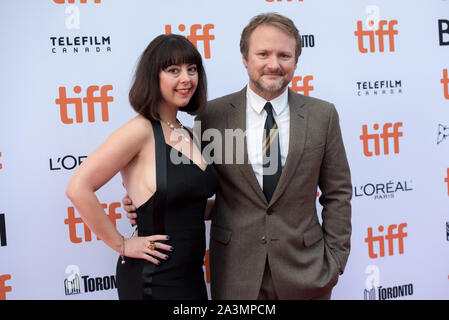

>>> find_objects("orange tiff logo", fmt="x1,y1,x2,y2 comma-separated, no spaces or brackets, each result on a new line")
165,24,215,59
0,152,2,170
354,20,398,53
365,223,407,259
291,75,314,96
445,168,449,196
54,0,101,3
64,202,122,243
360,122,403,157
203,249,210,283
55,85,113,124
0,274,12,300
441,69,449,99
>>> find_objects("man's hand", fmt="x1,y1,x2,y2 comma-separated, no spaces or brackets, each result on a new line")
123,194,137,226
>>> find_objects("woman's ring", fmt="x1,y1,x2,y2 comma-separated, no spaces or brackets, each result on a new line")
148,241,156,250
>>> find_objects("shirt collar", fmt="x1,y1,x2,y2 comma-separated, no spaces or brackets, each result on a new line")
246,85,289,116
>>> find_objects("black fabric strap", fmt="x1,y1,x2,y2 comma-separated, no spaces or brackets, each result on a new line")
150,120,167,235
142,120,168,300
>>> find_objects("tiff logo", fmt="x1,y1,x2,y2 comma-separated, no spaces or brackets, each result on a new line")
365,223,407,259
0,274,12,300
291,75,314,96
0,214,6,247
441,69,449,99
0,152,2,170
165,24,214,59
55,85,113,124
203,249,210,283
354,20,398,53
360,122,403,157
64,202,121,243
54,0,101,3
445,168,449,196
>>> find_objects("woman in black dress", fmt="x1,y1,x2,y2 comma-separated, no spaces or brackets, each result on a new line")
66,34,218,300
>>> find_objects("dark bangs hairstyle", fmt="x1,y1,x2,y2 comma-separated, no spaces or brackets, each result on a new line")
129,34,207,121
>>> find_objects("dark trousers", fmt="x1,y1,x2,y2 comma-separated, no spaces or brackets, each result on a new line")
257,258,333,300
257,259,279,300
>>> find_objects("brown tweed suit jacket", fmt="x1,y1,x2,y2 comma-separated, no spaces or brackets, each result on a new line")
196,87,352,300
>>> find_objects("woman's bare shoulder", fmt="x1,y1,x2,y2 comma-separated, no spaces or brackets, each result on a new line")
117,115,154,141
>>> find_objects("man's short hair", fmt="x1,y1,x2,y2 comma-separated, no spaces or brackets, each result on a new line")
240,12,302,63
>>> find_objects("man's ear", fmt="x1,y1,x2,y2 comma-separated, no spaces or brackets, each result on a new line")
242,54,248,68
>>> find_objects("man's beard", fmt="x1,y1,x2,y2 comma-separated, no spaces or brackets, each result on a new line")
251,71,287,94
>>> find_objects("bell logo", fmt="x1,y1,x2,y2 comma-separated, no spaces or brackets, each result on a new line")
445,168,449,196
64,202,122,244
360,122,403,157
291,75,314,96
54,0,101,3
354,20,398,53
0,274,12,300
0,214,6,247
55,85,113,124
441,69,449,99
437,124,449,144
165,24,215,59
438,19,449,46
365,223,407,259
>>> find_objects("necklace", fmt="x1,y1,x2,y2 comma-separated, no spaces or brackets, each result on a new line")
163,119,190,142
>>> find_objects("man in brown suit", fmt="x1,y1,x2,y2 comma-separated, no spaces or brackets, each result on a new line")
125,13,351,300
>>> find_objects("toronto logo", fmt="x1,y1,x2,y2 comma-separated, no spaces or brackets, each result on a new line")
64,265,81,295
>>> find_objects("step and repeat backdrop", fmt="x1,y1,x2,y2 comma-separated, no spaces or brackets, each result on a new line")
0,0,448,300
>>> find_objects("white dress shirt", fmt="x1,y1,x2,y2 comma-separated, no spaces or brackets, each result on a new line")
245,85,290,190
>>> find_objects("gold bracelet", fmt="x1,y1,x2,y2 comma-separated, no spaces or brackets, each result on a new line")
120,236,126,264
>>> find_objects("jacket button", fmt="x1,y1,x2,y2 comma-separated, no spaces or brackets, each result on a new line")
267,208,273,215
260,236,267,244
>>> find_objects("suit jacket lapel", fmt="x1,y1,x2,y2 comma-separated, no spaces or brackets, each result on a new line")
269,89,307,206
226,87,267,204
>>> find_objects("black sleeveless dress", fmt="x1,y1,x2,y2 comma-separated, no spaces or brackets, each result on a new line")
116,121,218,300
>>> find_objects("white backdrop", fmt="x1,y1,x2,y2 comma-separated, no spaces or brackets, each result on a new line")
0,0,448,300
